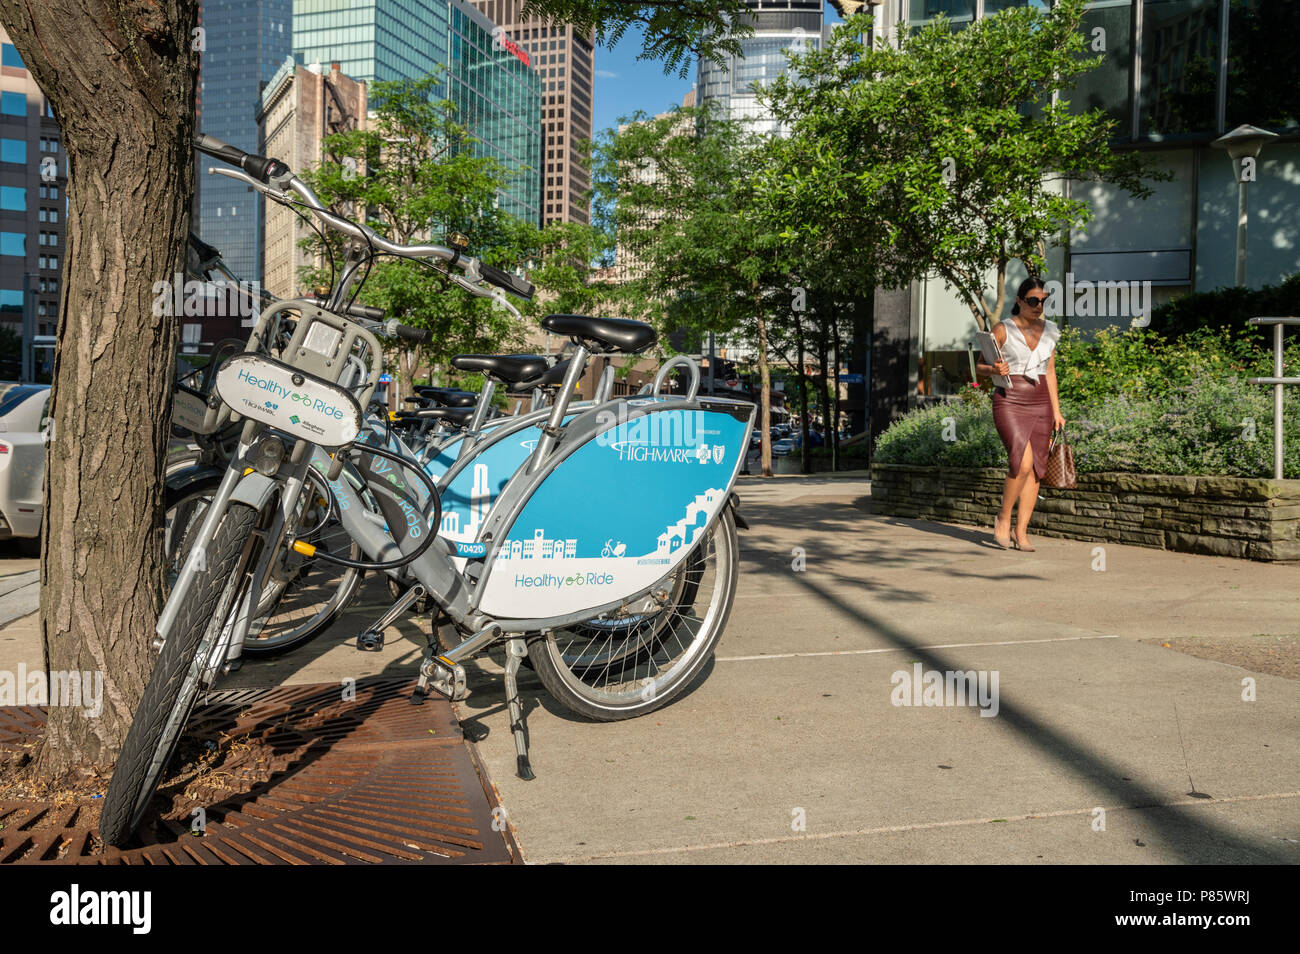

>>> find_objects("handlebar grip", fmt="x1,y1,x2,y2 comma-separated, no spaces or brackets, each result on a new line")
384,320,431,345
194,134,288,184
478,261,535,301
344,302,386,321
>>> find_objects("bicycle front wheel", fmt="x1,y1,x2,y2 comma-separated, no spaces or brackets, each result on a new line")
100,501,261,847
528,507,739,722
164,476,363,658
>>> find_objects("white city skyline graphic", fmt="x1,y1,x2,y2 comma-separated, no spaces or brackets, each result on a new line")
493,488,727,561
440,463,492,540
657,489,725,555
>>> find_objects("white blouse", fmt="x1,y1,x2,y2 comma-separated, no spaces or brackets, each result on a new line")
999,318,1060,384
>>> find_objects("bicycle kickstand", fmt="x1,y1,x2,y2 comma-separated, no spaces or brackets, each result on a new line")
356,583,426,652
503,637,536,781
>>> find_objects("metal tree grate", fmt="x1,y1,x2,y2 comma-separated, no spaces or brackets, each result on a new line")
0,679,519,865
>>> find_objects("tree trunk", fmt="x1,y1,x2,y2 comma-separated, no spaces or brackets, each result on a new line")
0,0,199,774
793,314,810,475
830,312,842,469
814,327,831,473
755,301,773,478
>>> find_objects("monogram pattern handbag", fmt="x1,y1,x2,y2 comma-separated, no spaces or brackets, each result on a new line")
1043,426,1076,489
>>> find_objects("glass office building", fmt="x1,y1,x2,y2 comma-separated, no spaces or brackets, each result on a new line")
194,0,293,283
867,0,1300,402
446,3,542,224
293,0,542,225
697,0,826,134
293,0,446,85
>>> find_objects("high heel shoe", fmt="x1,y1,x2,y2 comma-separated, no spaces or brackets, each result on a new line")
993,516,1012,550
1012,537,1036,552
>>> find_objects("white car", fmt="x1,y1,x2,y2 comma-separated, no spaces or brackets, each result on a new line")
0,383,51,549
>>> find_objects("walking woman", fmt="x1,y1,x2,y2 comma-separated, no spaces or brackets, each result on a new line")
975,277,1066,551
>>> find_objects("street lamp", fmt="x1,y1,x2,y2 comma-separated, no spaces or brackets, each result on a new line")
1211,124,1279,287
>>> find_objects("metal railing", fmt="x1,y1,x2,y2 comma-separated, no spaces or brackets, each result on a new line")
1247,316,1299,480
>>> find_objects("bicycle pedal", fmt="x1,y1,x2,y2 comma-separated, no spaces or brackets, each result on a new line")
356,629,385,652
419,657,468,702
409,686,427,706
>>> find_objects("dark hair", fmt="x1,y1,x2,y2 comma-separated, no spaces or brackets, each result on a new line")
1011,277,1047,316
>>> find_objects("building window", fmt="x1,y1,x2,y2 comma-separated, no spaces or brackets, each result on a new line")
1,43,24,70
48,209,57,223
0,186,25,211
1140,0,1220,137
0,232,23,256
0,138,23,164
0,91,25,117
1226,0,1299,131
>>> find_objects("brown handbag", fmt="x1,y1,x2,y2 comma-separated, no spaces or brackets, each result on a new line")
1043,426,1077,489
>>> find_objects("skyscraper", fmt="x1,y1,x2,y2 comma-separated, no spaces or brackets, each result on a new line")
697,0,826,134
470,1,594,225
0,25,64,379
293,0,543,225
257,59,368,299
194,0,293,283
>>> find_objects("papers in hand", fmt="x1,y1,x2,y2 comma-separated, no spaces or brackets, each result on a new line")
975,330,1013,389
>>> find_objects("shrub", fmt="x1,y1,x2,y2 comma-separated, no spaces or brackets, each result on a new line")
875,373,1300,478
1148,273,1300,345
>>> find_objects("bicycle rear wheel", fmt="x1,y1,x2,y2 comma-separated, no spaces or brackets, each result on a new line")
528,507,738,722
99,501,261,846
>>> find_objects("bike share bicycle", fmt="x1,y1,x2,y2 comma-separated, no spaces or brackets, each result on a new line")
99,135,754,846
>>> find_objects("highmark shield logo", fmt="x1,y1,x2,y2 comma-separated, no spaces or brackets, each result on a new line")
596,407,724,465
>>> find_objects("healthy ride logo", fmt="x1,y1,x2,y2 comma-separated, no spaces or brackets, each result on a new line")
513,571,615,589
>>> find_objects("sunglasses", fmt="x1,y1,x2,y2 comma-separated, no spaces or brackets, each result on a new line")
1022,295,1048,308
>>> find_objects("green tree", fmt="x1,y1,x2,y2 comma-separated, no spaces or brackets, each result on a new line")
521,0,755,76
298,75,538,398
594,105,801,476
762,2,1164,332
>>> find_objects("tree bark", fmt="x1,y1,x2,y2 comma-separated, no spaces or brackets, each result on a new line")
0,0,199,774
830,310,842,469
755,297,772,478
793,313,810,475
814,322,831,473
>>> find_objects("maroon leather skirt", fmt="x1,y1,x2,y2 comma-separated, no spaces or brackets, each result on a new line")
993,374,1052,479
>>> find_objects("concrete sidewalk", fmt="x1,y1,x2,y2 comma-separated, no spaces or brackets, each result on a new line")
2,477,1296,863
456,476,1300,863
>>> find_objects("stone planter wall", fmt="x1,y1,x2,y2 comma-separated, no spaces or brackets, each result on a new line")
869,462,1300,562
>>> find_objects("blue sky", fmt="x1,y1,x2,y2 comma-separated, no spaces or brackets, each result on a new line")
591,3,844,139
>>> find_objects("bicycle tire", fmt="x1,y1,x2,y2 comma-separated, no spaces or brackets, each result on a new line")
99,501,260,847
164,476,363,658
528,507,739,722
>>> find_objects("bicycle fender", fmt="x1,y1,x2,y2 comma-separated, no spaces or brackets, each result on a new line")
165,464,226,496
229,471,280,511
472,397,755,619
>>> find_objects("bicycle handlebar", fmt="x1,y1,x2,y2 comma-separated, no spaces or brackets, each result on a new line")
385,320,431,345
194,134,287,184
477,261,535,301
